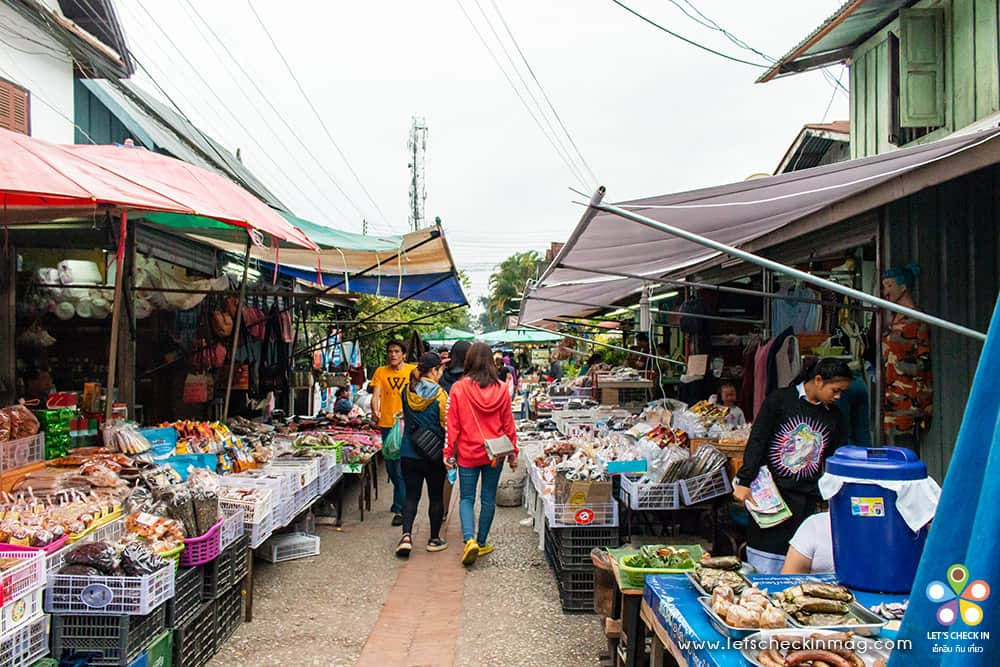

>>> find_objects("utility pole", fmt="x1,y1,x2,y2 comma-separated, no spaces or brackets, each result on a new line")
408,116,428,231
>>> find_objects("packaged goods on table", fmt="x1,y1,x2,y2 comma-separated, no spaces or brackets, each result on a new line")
0,403,40,442
0,489,123,548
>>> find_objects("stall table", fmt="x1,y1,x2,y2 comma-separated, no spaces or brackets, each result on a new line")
340,455,379,523
640,573,907,666
608,555,647,667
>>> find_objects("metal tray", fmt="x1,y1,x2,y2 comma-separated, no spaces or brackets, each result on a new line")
685,569,753,597
740,628,892,667
773,597,887,637
696,596,790,639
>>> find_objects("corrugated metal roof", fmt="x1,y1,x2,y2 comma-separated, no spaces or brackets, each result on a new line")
775,121,851,174
80,79,286,209
758,0,917,83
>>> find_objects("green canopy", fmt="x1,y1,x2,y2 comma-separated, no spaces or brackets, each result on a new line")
424,327,477,345
478,328,562,344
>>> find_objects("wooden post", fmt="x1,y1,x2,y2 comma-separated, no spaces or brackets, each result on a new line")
0,246,14,405
116,217,136,415
105,212,128,421
222,238,252,420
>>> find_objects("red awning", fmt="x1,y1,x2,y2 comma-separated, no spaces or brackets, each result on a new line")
0,128,316,249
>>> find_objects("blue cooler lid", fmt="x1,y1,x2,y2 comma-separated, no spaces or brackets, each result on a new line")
825,446,927,481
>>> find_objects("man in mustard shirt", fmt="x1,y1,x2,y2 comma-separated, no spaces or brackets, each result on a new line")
371,340,416,525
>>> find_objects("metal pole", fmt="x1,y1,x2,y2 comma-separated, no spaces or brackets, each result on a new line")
526,295,764,325
556,263,881,313
104,211,127,421
223,239,252,420
520,323,685,367
592,202,988,341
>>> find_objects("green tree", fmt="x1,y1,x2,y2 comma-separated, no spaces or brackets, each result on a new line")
483,250,540,330
349,295,470,368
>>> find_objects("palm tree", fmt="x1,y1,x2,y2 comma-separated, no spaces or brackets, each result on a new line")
485,251,540,329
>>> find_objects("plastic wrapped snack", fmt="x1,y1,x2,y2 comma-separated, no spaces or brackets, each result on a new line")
58,564,103,576
4,404,40,440
191,489,219,535
0,409,9,443
65,541,118,574
159,487,198,537
119,541,170,575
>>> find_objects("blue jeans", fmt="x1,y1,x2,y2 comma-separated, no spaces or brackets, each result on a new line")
458,464,503,543
380,428,406,514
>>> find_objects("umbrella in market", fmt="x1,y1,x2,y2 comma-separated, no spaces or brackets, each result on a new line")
478,328,562,345
423,327,477,347
892,296,1000,663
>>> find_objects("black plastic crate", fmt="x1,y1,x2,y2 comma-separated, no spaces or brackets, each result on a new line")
168,566,205,629
557,576,595,614
213,584,243,652
174,600,216,667
545,525,618,570
201,545,233,601
228,534,250,587
51,604,166,666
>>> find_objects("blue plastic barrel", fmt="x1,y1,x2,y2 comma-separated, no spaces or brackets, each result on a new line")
826,446,930,593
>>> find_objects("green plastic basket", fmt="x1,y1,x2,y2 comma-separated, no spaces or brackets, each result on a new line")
610,544,704,589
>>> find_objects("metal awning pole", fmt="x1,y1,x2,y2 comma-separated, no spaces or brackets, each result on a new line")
520,323,684,367
557,263,881,313
527,295,764,325
223,238,252,420
593,202,988,341
104,211,127,421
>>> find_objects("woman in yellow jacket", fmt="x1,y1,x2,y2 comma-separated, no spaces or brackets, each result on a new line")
394,352,450,557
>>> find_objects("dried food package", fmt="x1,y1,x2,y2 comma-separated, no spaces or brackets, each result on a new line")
119,541,170,575
160,487,198,536
191,488,219,535
65,541,118,574
124,486,154,515
0,409,9,443
5,405,40,439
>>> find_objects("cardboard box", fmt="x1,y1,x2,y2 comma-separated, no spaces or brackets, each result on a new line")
554,474,613,507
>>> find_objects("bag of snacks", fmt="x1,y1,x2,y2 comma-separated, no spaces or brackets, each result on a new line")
4,404,39,440
65,541,118,574
119,541,170,575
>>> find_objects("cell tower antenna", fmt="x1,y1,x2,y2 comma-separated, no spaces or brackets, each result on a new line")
408,116,428,231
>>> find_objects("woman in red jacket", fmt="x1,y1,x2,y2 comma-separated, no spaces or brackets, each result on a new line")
444,342,518,566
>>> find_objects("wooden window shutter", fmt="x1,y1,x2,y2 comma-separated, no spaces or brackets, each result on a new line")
899,8,945,128
0,80,30,135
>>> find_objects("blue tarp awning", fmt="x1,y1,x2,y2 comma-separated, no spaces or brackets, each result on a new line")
262,263,466,305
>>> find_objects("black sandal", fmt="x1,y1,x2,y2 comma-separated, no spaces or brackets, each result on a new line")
395,534,413,558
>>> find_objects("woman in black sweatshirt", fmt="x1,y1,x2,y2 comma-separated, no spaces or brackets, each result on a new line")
733,358,852,574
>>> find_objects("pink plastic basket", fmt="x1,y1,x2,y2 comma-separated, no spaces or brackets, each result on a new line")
178,517,224,567
1,534,68,557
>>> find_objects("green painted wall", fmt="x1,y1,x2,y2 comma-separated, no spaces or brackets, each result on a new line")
850,0,999,158
73,79,139,146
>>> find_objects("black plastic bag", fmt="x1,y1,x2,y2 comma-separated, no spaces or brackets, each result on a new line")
65,542,118,574
119,541,170,576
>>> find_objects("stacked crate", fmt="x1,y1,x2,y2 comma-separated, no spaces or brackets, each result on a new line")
543,525,620,613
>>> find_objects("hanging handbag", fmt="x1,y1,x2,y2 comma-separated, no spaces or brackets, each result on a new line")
183,373,211,403
469,401,515,459
232,363,250,391
212,309,233,338
279,301,294,343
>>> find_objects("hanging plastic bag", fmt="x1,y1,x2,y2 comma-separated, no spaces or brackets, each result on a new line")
382,419,403,461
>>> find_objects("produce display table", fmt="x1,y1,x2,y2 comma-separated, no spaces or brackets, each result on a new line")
640,573,907,666
608,555,647,667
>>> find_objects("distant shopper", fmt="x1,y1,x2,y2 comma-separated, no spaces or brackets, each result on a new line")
493,351,516,398
440,340,471,393
395,352,450,557
578,353,604,378
371,340,416,526
444,342,518,566
333,388,353,415
547,355,564,382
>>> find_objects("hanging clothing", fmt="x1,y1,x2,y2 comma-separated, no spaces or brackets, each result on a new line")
836,372,873,447
739,343,758,420
771,285,821,334
766,327,798,395
882,313,933,435
753,339,776,417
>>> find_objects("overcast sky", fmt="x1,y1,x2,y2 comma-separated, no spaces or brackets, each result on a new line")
114,0,848,310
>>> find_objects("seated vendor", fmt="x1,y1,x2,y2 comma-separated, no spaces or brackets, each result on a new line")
716,381,746,427
781,511,834,574
22,368,53,405
333,388,353,415
577,353,604,378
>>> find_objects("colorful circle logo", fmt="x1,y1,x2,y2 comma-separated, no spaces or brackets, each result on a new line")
925,564,990,626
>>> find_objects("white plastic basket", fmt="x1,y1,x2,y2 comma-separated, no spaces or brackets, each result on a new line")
219,507,245,550
83,517,125,545
543,496,618,528
0,550,45,607
257,533,320,564
0,435,44,474
247,511,275,550
680,466,732,505
267,458,320,489
0,614,47,667
0,590,42,641
619,474,682,510
218,486,274,525
44,563,174,615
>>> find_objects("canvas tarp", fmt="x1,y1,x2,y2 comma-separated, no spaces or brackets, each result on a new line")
478,328,562,345
520,128,1000,323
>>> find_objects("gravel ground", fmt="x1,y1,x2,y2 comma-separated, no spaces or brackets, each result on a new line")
207,472,608,666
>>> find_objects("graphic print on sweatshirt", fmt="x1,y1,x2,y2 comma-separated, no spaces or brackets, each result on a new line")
769,418,830,479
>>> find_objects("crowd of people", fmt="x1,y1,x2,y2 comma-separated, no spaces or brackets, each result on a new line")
367,339,518,566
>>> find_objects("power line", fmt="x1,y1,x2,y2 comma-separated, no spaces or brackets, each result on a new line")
453,0,589,188
128,0,376,232
822,65,846,122
245,0,392,228
611,0,769,68
487,0,599,187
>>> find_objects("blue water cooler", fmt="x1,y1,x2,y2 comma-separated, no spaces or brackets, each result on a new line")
826,446,930,593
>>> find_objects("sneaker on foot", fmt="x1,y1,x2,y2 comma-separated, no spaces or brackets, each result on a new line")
518,517,533,527
462,538,479,566
391,514,403,526
426,538,448,552
477,544,494,557
395,534,412,558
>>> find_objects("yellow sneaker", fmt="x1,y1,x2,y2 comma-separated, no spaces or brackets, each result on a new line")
462,539,480,566
478,544,494,557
